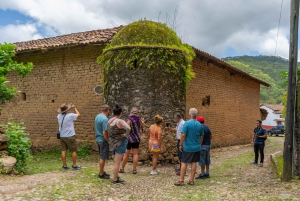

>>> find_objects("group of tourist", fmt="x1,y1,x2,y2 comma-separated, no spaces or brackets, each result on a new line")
56,103,266,186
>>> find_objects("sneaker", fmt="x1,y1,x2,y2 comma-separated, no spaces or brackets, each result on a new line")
113,178,125,184
195,174,206,180
62,165,69,170
150,170,158,175
98,173,110,179
72,165,81,170
251,162,257,165
259,163,263,167
103,171,110,176
205,173,210,178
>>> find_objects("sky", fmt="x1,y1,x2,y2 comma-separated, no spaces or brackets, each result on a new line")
0,0,292,59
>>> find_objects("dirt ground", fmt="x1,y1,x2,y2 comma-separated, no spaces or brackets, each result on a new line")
0,137,299,201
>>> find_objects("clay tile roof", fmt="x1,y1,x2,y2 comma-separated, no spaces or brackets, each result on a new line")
261,104,284,113
193,48,271,87
14,26,123,52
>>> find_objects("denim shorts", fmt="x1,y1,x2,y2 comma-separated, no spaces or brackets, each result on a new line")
199,145,211,166
112,139,128,155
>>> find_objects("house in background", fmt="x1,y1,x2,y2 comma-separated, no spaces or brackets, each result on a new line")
260,104,285,130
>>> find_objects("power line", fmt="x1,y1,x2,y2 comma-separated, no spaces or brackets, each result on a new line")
274,0,284,57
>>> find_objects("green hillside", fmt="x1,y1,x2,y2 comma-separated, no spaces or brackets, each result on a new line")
222,56,289,104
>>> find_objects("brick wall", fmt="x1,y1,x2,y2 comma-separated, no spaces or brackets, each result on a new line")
186,57,261,147
0,45,105,150
0,46,261,151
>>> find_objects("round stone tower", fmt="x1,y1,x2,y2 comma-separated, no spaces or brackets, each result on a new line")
98,20,195,162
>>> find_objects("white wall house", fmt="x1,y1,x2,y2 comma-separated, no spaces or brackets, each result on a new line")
260,104,284,129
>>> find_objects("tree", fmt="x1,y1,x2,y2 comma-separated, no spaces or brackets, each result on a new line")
0,43,33,113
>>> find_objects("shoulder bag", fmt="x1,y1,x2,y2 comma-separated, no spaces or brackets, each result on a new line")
57,114,67,139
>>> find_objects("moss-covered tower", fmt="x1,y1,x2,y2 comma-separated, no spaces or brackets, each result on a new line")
98,20,195,123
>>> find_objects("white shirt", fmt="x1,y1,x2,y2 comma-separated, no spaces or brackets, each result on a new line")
57,113,78,137
176,119,185,140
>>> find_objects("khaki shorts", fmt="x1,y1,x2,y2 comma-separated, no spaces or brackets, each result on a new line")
60,136,78,152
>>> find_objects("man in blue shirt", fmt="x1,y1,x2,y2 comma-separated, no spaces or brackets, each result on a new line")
174,108,204,186
95,104,110,179
251,120,267,167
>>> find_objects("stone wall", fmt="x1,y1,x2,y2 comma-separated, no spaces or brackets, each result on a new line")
0,45,105,151
104,54,187,162
186,57,261,147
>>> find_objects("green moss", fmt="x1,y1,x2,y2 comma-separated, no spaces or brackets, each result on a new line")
276,155,283,178
110,20,181,47
97,20,195,91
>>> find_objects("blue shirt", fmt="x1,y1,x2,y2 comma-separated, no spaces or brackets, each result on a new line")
181,119,204,152
202,124,211,145
95,114,108,143
254,127,267,144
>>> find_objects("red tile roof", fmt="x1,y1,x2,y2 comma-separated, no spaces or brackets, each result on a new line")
13,26,270,87
14,26,123,52
261,104,284,114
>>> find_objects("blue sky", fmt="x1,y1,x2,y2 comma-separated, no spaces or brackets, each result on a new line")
0,0,292,59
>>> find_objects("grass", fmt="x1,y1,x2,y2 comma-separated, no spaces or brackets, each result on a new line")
276,154,283,178
3,136,295,201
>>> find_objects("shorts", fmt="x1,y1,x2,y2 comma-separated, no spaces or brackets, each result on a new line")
181,151,201,164
127,142,140,149
60,136,78,152
98,140,109,160
199,145,211,166
177,140,182,161
112,139,128,155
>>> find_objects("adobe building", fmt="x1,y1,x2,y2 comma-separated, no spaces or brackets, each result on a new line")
0,20,270,161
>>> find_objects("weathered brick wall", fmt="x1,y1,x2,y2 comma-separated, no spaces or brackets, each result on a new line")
186,57,261,147
0,46,261,153
0,45,105,151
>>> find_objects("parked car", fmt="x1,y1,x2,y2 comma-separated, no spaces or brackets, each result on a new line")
268,125,284,136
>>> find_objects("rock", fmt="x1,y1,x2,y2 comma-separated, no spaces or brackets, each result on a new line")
0,134,9,143
138,153,149,161
0,143,8,151
91,142,99,152
0,156,17,174
0,150,8,157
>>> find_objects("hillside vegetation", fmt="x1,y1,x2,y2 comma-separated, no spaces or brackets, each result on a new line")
223,56,289,104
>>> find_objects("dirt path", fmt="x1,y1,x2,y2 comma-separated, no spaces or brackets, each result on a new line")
1,137,299,201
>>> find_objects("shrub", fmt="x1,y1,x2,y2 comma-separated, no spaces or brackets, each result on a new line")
77,142,91,157
3,120,31,173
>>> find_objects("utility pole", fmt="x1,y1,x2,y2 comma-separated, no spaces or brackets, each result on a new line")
283,0,299,182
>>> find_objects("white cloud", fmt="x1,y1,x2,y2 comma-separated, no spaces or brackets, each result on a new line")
0,23,42,43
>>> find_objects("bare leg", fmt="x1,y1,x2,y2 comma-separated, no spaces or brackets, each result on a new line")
201,166,205,174
205,165,209,172
190,162,197,181
121,150,130,170
113,153,124,181
99,159,105,175
132,148,139,170
152,153,159,170
180,162,187,182
72,152,77,166
61,151,67,166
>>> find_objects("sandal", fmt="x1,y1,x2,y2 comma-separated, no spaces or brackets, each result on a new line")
133,170,137,174
119,169,125,173
174,181,184,186
187,180,194,185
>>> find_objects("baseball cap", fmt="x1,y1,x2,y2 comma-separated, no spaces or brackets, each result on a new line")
197,116,205,123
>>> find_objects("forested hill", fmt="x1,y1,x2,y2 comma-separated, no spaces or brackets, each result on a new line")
222,55,290,104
